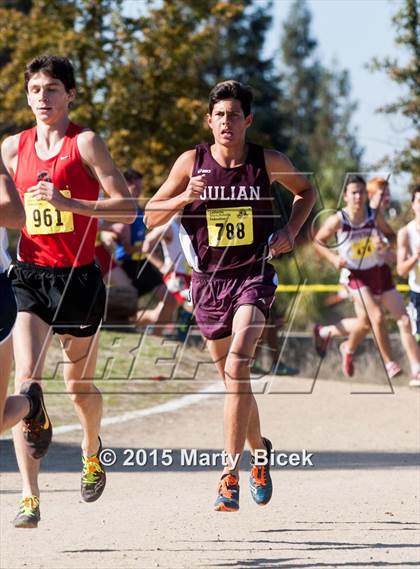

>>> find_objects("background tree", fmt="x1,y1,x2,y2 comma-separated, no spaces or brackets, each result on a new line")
279,0,362,209
369,0,420,182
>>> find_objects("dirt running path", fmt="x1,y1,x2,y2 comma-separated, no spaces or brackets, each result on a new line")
1,377,419,569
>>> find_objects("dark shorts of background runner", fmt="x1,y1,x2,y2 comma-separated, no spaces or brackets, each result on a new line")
191,262,278,341
122,259,164,297
11,262,105,337
409,290,420,336
0,271,17,344
348,264,395,296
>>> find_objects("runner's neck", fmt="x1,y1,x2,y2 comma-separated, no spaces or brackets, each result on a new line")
210,142,248,169
343,206,366,225
35,116,71,160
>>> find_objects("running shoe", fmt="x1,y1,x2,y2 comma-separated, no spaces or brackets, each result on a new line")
81,437,106,502
339,342,354,377
249,437,273,506
20,381,52,459
214,473,240,512
385,361,402,379
409,372,420,387
313,324,330,358
13,495,40,528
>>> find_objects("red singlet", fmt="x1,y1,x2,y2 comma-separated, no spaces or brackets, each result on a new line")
14,122,99,267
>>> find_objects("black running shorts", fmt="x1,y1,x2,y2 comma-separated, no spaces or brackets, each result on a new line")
0,270,17,344
11,262,106,337
122,259,164,297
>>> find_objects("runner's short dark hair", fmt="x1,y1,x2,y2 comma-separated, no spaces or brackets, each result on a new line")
344,174,366,192
123,168,143,183
24,55,76,93
411,184,420,201
208,80,253,117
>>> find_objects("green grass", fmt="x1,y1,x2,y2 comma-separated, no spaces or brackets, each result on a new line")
11,330,221,428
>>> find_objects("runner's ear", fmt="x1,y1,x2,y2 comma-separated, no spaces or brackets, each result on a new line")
67,88,76,107
245,112,253,128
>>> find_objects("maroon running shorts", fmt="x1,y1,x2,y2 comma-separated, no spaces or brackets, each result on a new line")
348,264,395,296
191,263,278,340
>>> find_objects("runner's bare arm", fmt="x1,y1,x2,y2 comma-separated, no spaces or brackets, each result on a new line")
264,150,316,254
313,213,347,269
1,135,20,178
144,150,203,228
375,211,396,244
25,132,136,223
0,153,25,229
143,224,173,255
397,226,418,277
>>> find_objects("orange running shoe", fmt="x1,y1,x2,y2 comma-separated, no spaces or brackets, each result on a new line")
214,473,240,512
249,437,273,506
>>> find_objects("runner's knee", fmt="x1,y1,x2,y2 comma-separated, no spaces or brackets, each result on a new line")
397,313,411,332
65,379,98,404
370,309,384,327
225,351,253,381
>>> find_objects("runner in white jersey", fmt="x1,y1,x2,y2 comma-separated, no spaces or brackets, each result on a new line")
144,214,191,308
0,156,49,437
313,176,402,379
314,175,420,381
397,185,420,387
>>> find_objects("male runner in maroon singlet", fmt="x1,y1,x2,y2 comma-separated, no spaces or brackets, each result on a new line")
145,80,316,512
1,55,136,528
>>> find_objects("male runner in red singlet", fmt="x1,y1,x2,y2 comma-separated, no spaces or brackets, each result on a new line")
145,80,316,511
1,55,136,528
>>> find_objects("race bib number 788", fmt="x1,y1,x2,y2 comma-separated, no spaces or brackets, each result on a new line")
206,207,253,247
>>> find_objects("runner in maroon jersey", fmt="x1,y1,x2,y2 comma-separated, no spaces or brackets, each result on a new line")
145,80,316,512
1,55,135,528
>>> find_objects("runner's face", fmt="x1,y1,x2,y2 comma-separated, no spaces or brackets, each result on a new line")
26,72,75,124
374,185,391,209
344,183,366,210
207,99,252,146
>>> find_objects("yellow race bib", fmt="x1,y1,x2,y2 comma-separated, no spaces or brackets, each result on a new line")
351,237,375,260
25,190,74,236
206,207,253,247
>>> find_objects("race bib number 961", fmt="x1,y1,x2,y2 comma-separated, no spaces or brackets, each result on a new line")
206,207,253,247
25,190,74,235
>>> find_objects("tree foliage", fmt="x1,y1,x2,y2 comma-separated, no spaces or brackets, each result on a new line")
0,0,362,199
279,0,362,208
369,0,420,181
0,0,280,190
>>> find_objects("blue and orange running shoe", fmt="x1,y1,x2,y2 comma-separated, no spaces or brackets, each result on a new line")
249,437,273,506
214,473,240,512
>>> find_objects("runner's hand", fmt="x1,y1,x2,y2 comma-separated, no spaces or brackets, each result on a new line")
182,175,206,204
269,227,294,256
334,255,347,270
27,181,70,210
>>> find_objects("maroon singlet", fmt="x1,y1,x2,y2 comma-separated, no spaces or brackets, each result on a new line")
180,143,274,274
